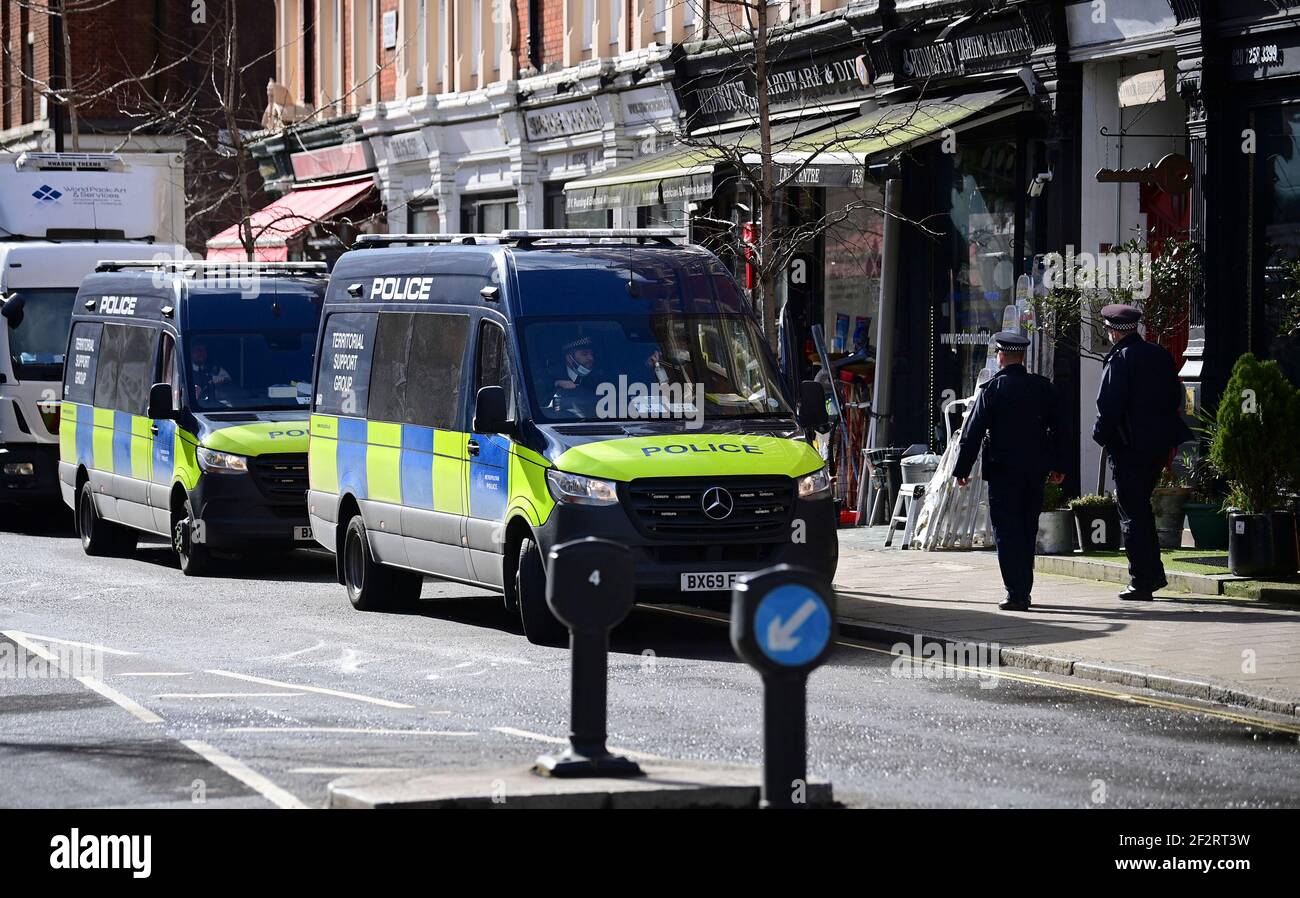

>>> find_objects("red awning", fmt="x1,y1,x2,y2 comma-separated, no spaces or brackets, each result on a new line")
205,177,374,261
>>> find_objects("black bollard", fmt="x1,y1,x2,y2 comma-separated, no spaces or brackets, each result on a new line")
730,564,835,808
533,537,644,778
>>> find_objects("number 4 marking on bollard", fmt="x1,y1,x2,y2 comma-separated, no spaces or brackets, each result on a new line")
589,569,601,586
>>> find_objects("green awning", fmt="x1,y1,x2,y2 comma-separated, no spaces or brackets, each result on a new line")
747,88,1025,168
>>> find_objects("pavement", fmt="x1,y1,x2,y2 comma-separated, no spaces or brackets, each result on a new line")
834,527,1300,717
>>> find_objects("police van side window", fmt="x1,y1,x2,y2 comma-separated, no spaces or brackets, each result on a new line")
64,322,103,405
476,321,514,418
368,311,469,429
316,312,377,417
93,325,124,410
115,325,154,416
158,332,180,410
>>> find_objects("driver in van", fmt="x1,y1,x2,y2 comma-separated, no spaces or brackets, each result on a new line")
551,336,602,392
191,341,232,401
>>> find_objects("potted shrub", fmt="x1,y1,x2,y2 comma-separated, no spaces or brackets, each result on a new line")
1036,479,1074,555
1210,354,1300,576
1069,493,1121,553
1152,466,1193,549
1178,446,1228,550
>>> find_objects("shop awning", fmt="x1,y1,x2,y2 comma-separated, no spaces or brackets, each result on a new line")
747,88,1027,169
205,176,374,261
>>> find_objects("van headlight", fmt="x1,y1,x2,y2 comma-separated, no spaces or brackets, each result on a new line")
197,447,249,473
797,467,832,500
546,469,619,506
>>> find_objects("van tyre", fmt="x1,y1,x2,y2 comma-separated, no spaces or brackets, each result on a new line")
342,515,422,612
516,536,568,647
77,480,136,557
173,496,212,576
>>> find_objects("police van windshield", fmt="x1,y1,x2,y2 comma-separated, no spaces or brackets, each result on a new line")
185,330,314,412
520,314,792,423
6,288,79,381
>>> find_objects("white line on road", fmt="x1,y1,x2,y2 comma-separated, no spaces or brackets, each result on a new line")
118,672,193,677
490,726,666,762
226,726,478,736
2,630,56,662
180,740,309,810
205,669,413,709
5,631,138,655
289,767,413,775
76,676,164,725
156,693,307,699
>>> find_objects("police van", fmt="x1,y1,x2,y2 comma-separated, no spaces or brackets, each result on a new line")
308,229,837,644
59,260,327,574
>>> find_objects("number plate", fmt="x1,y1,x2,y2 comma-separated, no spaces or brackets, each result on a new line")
294,526,313,541
680,571,744,592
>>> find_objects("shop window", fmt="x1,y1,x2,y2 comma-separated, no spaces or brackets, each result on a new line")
408,203,439,233
823,185,885,355
545,183,610,228
1251,105,1300,383
461,195,518,233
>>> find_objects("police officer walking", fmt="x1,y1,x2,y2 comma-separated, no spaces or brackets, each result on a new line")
953,332,1066,611
1093,304,1193,601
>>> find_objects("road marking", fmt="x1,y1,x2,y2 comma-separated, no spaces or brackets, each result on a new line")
76,676,164,725
4,631,137,655
226,726,478,736
289,767,412,775
118,672,194,677
3,630,164,724
181,740,308,810
156,692,307,699
491,726,666,762
205,669,413,709
643,605,1300,737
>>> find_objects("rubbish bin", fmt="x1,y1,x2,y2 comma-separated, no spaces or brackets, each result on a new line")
901,453,941,485
865,447,904,525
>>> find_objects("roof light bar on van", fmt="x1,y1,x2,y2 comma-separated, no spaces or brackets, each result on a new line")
500,228,685,246
94,260,328,276
356,233,504,248
14,152,125,172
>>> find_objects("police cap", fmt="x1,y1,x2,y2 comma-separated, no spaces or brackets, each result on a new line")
1100,303,1142,332
992,331,1030,352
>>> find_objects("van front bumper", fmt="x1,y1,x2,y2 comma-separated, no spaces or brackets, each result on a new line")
0,443,60,502
189,466,310,549
534,493,838,601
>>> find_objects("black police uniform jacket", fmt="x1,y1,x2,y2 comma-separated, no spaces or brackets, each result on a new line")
1092,333,1192,457
953,364,1064,481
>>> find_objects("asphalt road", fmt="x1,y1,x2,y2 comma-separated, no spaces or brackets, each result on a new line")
1,507,1297,809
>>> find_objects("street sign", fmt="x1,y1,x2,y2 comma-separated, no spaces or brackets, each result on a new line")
533,537,644,779
731,565,836,808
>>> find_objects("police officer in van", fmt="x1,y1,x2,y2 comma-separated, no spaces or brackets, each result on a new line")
953,332,1066,612
1093,304,1193,601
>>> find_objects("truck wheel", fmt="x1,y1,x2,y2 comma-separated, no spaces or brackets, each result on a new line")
173,496,212,576
516,537,567,647
342,515,422,611
77,480,136,557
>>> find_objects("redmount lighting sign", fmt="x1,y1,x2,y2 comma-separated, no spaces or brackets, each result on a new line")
901,25,1036,79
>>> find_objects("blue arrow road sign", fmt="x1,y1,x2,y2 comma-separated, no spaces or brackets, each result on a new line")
754,583,832,667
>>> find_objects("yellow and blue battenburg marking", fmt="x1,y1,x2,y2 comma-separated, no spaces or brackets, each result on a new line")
60,401,194,486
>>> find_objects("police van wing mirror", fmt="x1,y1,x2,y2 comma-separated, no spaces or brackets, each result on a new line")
1,293,24,329
147,382,176,420
796,380,829,432
473,385,513,436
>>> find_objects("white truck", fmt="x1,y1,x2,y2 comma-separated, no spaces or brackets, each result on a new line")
0,152,186,505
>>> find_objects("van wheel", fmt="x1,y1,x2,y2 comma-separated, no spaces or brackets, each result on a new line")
77,481,136,557
173,496,212,576
342,515,422,611
516,537,568,647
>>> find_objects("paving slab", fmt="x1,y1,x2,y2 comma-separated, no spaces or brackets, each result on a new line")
327,763,836,809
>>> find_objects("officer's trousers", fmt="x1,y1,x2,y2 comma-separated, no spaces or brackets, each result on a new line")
986,471,1045,602
1111,451,1168,590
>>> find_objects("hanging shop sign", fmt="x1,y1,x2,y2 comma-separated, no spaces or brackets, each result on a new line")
1117,70,1167,107
524,99,604,142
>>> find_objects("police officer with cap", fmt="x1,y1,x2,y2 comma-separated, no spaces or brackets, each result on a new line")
1093,304,1192,600
953,332,1066,611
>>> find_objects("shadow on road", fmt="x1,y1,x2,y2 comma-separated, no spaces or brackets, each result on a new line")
128,544,339,583
0,503,75,538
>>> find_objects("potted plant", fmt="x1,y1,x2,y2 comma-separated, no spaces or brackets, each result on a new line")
1178,445,1228,550
1069,493,1121,553
1152,465,1193,549
1036,479,1074,555
1210,354,1300,576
